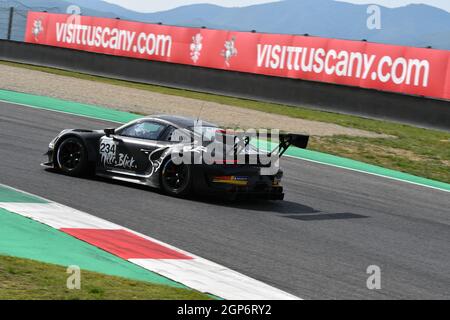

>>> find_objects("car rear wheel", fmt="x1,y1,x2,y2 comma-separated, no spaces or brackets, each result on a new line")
55,137,88,176
160,159,192,197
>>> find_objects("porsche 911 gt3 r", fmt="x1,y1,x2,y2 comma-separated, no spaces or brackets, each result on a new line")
43,115,309,200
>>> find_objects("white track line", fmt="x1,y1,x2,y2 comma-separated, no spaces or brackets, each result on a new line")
283,154,450,194
0,98,125,124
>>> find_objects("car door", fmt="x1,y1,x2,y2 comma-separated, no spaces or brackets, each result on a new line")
99,120,168,176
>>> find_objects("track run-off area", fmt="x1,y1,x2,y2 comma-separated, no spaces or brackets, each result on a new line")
0,94,449,299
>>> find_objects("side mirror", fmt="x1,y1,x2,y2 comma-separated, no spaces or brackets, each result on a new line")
104,128,115,137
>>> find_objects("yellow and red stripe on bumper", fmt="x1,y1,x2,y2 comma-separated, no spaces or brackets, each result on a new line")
212,176,249,186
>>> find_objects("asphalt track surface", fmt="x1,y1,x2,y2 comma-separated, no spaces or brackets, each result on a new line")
1,101,449,299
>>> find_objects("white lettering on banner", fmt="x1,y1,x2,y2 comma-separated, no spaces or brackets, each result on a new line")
55,23,171,57
29,12,444,99
256,44,430,87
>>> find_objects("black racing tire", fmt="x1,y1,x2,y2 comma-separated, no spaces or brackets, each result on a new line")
55,137,88,176
159,158,192,197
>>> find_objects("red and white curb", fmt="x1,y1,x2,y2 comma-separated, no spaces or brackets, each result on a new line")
0,187,299,300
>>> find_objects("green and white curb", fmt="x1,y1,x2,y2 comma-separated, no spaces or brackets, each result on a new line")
0,187,183,288
0,208,183,288
1,88,448,193
0,184,299,300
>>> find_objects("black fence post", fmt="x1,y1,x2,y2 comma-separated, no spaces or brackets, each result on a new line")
7,7,14,40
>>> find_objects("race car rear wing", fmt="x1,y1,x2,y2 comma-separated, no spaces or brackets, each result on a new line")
270,133,310,157
218,131,309,158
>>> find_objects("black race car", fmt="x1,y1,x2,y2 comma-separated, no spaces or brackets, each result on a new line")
43,115,309,200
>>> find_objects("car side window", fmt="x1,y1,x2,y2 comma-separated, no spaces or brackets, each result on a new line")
161,126,177,142
161,126,193,143
118,121,166,140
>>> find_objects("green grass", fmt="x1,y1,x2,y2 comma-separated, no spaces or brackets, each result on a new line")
0,255,211,300
1,60,449,183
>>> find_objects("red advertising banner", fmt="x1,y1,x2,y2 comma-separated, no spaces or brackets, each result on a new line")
25,12,450,101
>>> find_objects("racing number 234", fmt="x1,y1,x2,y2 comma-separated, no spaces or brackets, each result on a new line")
100,142,116,154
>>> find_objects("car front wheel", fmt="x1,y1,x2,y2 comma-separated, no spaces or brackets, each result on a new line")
55,137,88,176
